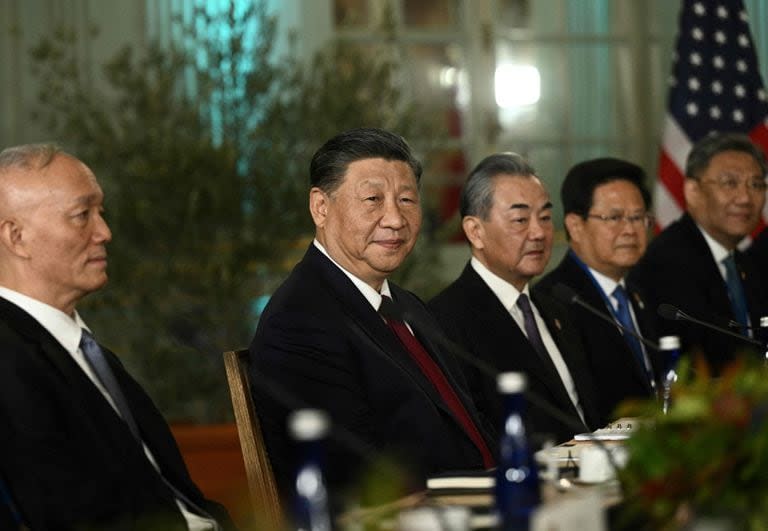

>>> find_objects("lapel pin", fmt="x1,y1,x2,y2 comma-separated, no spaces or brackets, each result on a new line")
632,291,645,310
554,318,562,331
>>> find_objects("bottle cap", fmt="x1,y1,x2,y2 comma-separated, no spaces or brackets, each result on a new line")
497,372,526,393
659,336,681,350
760,316,768,327
288,409,330,441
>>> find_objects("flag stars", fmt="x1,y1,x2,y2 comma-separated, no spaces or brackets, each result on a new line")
687,102,699,116
692,27,704,41
716,5,728,18
732,109,744,123
739,10,748,21
736,60,748,73
715,31,727,44
735,85,746,98
713,55,725,69
758,89,767,101
738,34,750,47
688,77,701,91
690,52,702,66
711,80,723,94
709,106,722,119
693,2,706,15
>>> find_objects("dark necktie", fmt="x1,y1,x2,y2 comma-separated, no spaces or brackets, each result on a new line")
379,296,495,468
612,286,652,385
80,329,140,440
79,330,219,528
723,254,750,335
515,293,549,361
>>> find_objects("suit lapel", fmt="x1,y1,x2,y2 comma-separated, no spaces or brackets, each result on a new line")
305,247,455,419
458,266,578,415
558,255,654,392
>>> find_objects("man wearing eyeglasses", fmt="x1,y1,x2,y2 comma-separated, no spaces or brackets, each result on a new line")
536,158,660,424
429,153,602,443
630,132,768,373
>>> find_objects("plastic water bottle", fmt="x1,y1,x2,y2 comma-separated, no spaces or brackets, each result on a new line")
289,409,332,531
660,335,681,415
495,372,540,531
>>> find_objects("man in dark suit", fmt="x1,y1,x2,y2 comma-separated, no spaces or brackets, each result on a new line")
630,132,768,373
429,153,601,444
250,128,496,506
536,158,659,424
0,144,232,530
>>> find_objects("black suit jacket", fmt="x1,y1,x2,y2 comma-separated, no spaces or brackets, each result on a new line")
428,263,602,444
629,213,767,373
748,227,768,274
0,297,232,531
250,245,496,504
536,252,660,424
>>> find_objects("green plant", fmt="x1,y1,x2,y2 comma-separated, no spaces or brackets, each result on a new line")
29,1,445,421
617,356,768,530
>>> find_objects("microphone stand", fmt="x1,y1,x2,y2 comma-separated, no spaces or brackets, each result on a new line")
657,304,763,347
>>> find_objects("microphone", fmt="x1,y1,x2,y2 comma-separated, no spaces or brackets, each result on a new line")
657,303,762,347
551,283,660,352
400,305,623,474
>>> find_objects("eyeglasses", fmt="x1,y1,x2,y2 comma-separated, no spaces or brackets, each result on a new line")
586,212,654,229
698,175,768,193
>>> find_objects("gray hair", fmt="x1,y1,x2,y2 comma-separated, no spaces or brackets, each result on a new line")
460,152,537,220
685,132,768,179
0,143,62,173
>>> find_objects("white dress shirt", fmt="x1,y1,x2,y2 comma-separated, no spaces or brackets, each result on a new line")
470,258,586,424
0,286,215,531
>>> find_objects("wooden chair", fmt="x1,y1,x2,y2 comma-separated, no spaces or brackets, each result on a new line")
223,349,282,529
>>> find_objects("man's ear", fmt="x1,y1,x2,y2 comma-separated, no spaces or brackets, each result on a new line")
0,218,28,258
309,187,330,228
462,216,485,250
683,178,699,210
564,213,585,244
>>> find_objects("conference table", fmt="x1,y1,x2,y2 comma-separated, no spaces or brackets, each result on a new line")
338,418,636,530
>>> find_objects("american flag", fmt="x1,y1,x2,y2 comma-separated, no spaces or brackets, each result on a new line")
656,0,768,233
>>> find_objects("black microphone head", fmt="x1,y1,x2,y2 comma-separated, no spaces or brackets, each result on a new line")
551,283,578,304
657,303,681,320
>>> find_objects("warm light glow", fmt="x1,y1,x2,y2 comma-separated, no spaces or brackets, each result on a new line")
495,64,541,107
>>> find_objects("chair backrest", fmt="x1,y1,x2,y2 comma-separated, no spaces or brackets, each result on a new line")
222,349,282,529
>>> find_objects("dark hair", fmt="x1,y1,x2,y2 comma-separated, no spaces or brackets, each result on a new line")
309,127,422,193
561,157,651,218
685,132,768,179
460,152,537,220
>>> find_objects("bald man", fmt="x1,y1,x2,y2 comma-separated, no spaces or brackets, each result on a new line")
0,145,233,530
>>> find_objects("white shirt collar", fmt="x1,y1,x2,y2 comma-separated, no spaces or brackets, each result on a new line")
696,223,731,280
0,286,88,354
587,266,624,298
470,256,530,312
313,239,390,310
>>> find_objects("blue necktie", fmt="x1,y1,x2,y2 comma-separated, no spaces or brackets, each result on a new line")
723,254,749,335
79,329,141,440
612,286,651,385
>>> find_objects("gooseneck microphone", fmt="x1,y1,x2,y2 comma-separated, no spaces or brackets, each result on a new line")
656,303,762,347
550,283,660,352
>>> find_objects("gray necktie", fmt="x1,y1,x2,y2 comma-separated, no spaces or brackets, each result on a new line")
80,329,219,527
516,293,549,361
79,329,140,440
